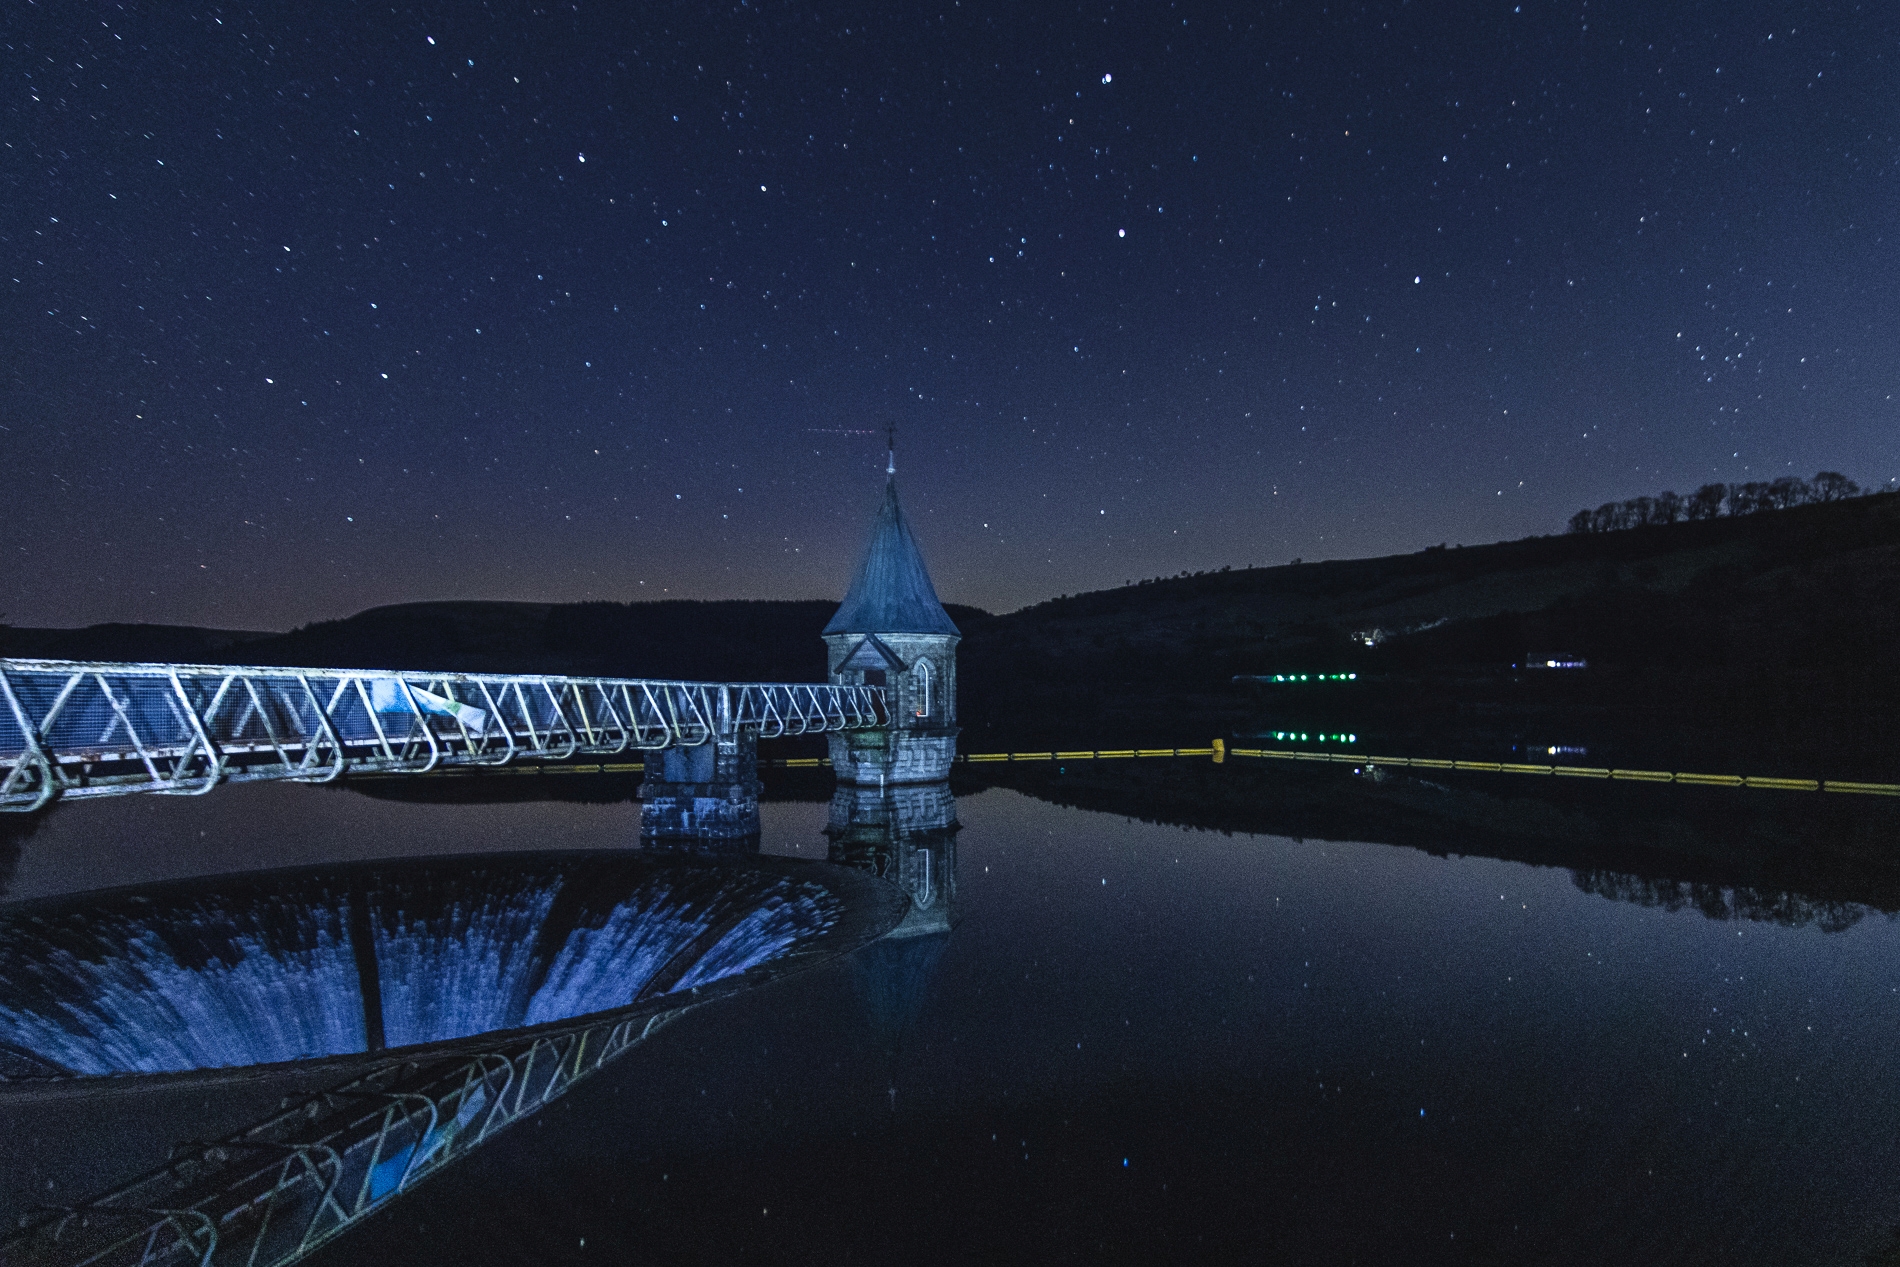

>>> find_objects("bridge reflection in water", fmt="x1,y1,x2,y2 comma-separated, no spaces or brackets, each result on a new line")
0,848,911,1267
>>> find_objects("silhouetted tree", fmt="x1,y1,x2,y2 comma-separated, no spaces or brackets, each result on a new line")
1562,469,1864,533
1728,481,1772,515
1686,483,1727,520
1812,470,1861,502
1767,476,1813,509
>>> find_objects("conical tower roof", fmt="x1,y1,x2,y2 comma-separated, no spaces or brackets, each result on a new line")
824,477,959,637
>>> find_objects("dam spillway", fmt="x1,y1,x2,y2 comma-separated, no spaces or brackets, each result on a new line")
0,851,905,1080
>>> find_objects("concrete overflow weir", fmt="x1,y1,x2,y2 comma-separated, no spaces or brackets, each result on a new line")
0,852,910,1267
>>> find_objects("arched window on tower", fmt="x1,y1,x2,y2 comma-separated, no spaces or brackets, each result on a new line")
914,659,933,719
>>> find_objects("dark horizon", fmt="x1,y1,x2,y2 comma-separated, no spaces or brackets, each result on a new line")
8,477,1887,641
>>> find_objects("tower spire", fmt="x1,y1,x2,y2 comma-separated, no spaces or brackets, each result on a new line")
886,421,897,475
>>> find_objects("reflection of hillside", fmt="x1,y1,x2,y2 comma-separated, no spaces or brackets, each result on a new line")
340,771,647,806
1569,870,1866,933
336,764,840,807
958,760,1900,928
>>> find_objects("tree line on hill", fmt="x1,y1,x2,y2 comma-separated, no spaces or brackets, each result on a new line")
1566,471,1864,534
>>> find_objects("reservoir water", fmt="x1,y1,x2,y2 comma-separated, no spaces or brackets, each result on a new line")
2,768,1897,1264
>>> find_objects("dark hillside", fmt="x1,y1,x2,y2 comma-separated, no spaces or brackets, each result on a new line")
971,490,1900,658
240,599,990,680
0,623,276,663
239,601,553,673
2,600,994,684
4,494,1892,775
957,492,1900,772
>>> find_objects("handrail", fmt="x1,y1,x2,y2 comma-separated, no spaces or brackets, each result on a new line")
0,659,887,809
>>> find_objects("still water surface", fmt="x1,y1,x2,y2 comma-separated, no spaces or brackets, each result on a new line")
4,777,1898,1264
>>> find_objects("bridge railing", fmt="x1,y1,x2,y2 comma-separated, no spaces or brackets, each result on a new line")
0,659,886,810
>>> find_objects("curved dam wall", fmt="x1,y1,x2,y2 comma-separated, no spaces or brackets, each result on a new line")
0,852,848,1078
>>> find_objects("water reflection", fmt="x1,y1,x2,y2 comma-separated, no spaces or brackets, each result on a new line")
1570,868,1867,932
826,782,959,1064
826,782,958,936
964,753,1900,925
0,853,882,1078
4,758,1899,1263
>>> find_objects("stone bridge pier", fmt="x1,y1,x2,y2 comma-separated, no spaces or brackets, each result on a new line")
638,728,762,847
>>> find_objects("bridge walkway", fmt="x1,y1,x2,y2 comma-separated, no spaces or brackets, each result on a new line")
0,659,886,810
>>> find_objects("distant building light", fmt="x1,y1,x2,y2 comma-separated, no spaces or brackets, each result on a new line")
1263,730,1359,744
1527,654,1588,670
1248,672,1359,683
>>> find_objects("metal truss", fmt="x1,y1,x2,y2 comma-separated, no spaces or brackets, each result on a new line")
0,1007,684,1267
0,659,887,810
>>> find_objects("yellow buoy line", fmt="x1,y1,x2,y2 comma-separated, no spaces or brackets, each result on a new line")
348,745,1899,797
953,741,1898,796
1222,745,1898,797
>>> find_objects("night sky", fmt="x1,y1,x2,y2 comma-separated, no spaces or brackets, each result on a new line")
5,1,1896,630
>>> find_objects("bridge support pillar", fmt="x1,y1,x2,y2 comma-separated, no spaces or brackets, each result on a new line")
640,728,761,847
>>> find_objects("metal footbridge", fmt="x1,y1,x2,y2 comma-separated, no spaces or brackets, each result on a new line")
0,659,886,811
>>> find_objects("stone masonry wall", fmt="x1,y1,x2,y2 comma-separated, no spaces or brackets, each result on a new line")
824,631,960,784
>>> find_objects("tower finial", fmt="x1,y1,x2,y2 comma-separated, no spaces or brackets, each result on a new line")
886,421,897,475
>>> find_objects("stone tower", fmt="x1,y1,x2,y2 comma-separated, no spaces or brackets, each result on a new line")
823,468,960,785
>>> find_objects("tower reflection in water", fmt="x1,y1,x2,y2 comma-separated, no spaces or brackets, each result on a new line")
825,781,958,1073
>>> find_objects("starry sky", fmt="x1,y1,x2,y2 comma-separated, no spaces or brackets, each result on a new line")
4,0,1896,630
